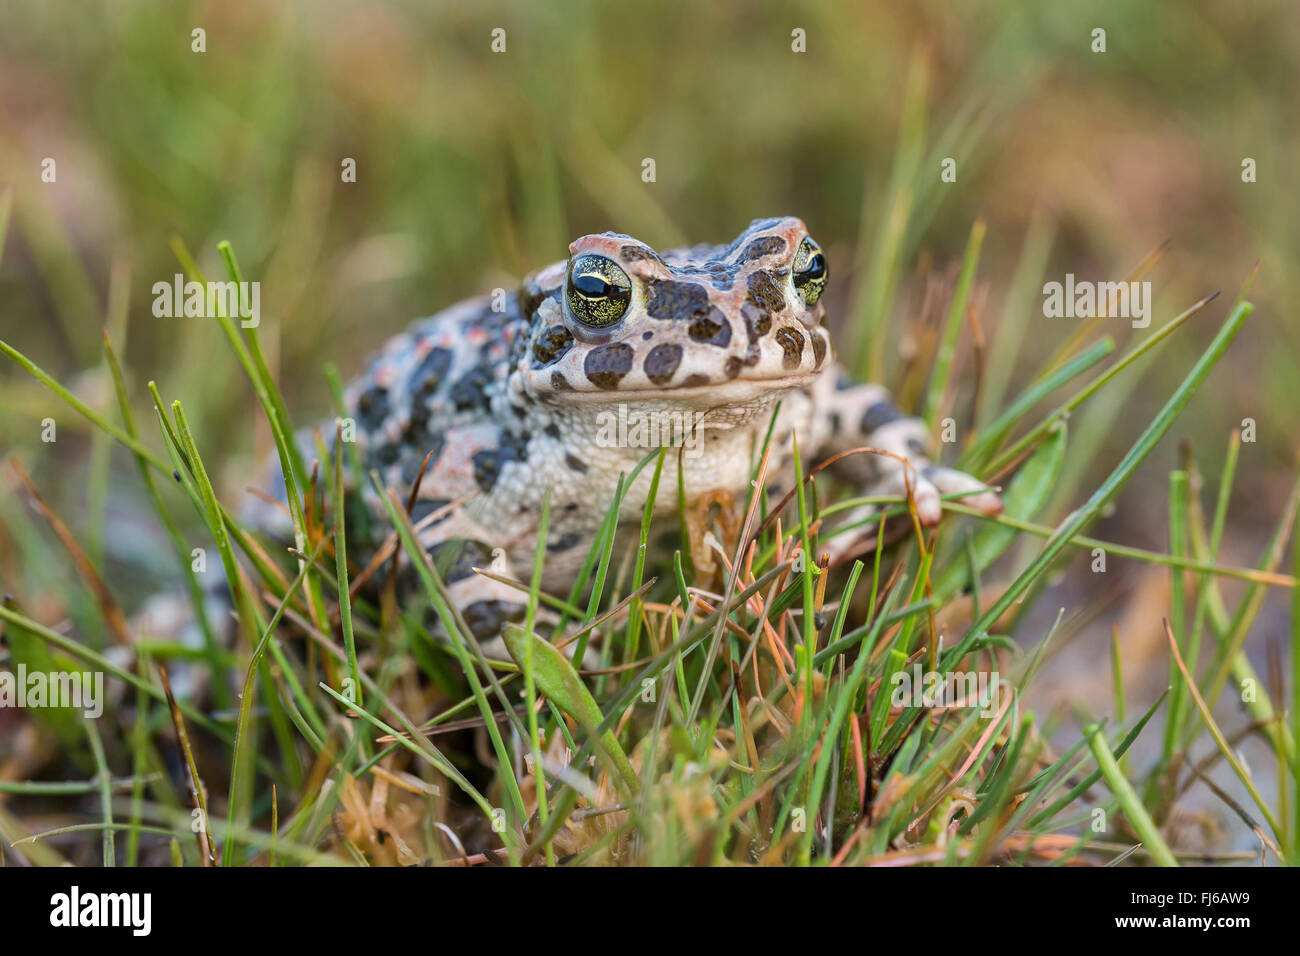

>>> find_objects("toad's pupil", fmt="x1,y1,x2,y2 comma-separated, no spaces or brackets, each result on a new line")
574,273,612,298
799,253,826,281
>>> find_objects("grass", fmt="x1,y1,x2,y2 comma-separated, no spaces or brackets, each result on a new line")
0,195,1295,865
1,2,1298,865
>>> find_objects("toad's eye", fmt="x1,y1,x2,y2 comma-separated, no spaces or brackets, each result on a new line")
792,237,827,307
566,255,632,328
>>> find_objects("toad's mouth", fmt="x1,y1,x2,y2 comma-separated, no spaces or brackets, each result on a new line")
551,371,817,404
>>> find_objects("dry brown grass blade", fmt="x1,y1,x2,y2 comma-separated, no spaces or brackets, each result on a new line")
9,458,130,645
1163,618,1282,842
348,495,468,599
158,664,216,866
1184,762,1279,861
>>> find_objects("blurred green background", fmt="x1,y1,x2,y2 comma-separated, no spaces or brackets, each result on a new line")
1,0,1296,623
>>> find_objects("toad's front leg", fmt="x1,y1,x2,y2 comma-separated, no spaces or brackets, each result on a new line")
807,364,1002,526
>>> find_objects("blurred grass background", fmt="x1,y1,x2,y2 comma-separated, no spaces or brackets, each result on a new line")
0,1,1296,695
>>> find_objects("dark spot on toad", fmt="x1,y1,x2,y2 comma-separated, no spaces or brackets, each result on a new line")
357,386,390,430
812,331,828,368
427,539,492,583
519,282,559,318
861,400,903,436
518,287,544,318
411,347,453,396
682,374,710,388
746,270,786,315
724,356,743,379
737,236,787,263
544,423,562,439
584,343,634,389
411,498,452,526
643,343,683,384
564,453,588,473
551,372,571,390
774,327,804,369
688,307,732,348
548,532,584,553
532,325,573,368
462,600,526,640
406,398,432,439
646,279,712,321
450,367,493,411
471,432,529,492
